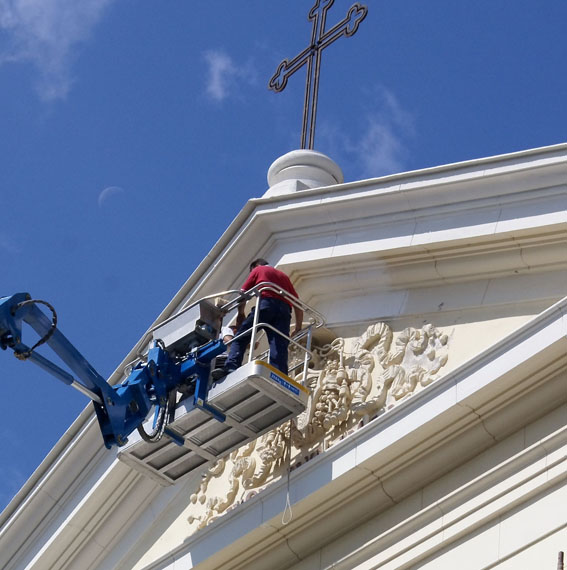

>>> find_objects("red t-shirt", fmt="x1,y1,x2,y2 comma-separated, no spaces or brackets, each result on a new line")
241,265,298,307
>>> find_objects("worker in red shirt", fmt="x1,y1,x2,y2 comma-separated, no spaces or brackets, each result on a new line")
212,259,303,378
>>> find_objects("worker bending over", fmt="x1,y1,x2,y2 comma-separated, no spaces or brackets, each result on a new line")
212,259,303,379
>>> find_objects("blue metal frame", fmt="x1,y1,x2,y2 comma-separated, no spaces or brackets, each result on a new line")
0,293,226,449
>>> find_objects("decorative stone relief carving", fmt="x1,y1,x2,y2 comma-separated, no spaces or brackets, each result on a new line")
187,321,449,531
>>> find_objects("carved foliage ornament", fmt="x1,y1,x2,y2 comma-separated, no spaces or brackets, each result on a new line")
187,321,448,530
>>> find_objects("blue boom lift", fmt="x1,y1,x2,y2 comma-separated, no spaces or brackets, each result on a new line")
0,288,322,473
0,292,230,449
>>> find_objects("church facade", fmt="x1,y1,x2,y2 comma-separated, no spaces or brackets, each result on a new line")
1,144,566,569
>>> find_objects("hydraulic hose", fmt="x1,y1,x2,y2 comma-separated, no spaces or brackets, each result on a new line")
136,389,176,443
13,299,58,360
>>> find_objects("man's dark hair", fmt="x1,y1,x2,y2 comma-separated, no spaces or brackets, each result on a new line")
249,258,269,271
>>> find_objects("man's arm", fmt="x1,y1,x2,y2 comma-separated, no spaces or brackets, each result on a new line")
291,307,303,337
235,300,246,330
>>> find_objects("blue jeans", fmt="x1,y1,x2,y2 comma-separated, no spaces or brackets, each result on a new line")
225,297,292,375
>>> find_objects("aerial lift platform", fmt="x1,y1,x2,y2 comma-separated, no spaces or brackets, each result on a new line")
119,360,310,484
0,284,324,484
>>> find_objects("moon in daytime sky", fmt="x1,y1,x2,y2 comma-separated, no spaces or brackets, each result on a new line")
97,186,124,207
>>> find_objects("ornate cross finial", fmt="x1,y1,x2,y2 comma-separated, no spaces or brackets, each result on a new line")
269,1,368,150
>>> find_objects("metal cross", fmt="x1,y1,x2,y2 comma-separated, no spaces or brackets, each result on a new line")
269,0,368,150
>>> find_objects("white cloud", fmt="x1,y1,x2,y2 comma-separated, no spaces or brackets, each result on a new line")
0,0,115,101
319,87,415,179
354,118,405,177
203,49,257,103
357,89,414,177
203,50,232,102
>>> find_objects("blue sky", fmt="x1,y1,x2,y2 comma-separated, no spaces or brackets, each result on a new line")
0,0,566,512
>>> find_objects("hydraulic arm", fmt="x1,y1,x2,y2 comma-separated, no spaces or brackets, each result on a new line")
0,293,226,448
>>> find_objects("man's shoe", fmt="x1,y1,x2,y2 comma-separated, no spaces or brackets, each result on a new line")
211,367,231,381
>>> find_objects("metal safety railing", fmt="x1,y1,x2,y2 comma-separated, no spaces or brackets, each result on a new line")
217,282,325,381
128,284,324,384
